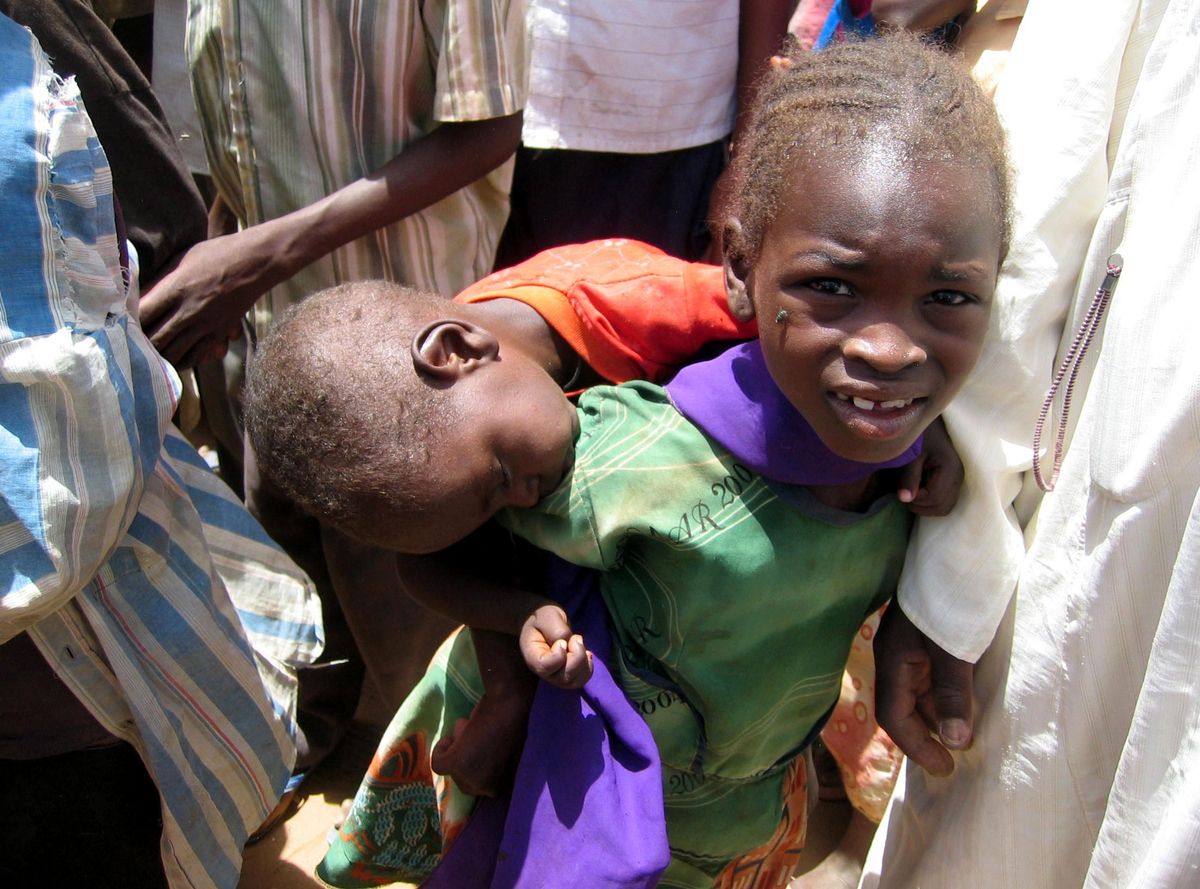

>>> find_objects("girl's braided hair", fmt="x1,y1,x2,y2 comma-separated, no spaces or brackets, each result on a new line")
724,32,1011,262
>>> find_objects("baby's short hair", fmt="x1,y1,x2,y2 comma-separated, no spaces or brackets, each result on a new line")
724,31,1011,263
244,281,456,535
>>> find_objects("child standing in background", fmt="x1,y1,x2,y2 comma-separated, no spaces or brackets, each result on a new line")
249,33,1011,889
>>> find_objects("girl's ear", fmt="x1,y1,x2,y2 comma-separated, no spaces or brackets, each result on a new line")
723,219,755,322
411,320,500,381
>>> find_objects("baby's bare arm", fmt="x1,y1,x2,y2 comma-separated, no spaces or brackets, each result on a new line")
395,537,549,636
395,529,593,686
520,605,593,689
398,532,593,794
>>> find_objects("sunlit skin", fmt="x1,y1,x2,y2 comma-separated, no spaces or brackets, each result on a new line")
437,345,580,537
727,144,1003,468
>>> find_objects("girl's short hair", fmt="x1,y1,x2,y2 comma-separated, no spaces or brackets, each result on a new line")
724,32,1011,263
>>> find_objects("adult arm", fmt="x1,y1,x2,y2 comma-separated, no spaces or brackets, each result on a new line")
139,112,523,367
734,0,799,140
875,351,1037,772
871,0,975,32
873,603,974,776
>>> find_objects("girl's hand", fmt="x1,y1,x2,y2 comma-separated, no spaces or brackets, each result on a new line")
519,604,593,688
897,416,964,516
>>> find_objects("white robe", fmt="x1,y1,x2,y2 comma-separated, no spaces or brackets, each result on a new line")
864,0,1200,886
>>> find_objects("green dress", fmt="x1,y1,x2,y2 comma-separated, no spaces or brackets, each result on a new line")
320,382,912,888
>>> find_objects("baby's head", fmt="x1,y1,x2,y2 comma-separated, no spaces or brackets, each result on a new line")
245,281,578,553
721,33,1010,464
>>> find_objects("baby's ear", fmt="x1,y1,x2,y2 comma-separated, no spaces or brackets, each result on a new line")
411,320,499,381
723,220,755,322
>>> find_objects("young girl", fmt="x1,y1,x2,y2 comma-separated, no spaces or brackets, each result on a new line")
253,33,1010,889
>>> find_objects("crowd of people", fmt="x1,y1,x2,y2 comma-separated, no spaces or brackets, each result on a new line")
1,1,1197,889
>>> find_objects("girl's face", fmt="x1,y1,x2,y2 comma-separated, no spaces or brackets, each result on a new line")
728,148,1002,464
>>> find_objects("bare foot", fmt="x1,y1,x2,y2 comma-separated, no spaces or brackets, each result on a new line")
430,688,532,797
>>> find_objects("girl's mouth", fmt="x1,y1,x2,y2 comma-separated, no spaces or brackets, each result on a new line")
829,391,927,441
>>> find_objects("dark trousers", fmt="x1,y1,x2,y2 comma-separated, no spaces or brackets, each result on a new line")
0,743,169,888
493,140,727,269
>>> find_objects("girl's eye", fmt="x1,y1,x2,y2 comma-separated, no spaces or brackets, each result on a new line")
928,290,974,307
806,278,854,297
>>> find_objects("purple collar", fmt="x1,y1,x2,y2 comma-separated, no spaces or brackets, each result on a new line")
666,341,921,486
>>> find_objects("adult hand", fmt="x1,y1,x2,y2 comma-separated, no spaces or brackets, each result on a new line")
139,225,282,368
874,602,974,777
519,604,593,688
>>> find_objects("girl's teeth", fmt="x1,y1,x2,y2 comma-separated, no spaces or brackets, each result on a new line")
836,393,915,411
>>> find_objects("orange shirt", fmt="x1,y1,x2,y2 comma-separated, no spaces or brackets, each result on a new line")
455,239,757,384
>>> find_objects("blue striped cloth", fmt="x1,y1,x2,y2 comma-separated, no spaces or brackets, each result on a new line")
0,15,321,888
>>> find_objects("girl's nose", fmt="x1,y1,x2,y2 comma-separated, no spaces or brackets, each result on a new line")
842,323,927,374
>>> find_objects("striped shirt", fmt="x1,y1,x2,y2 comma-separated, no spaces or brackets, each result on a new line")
187,0,528,338
0,17,321,889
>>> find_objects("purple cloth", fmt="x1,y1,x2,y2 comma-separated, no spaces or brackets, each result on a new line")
426,563,668,889
666,340,921,485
